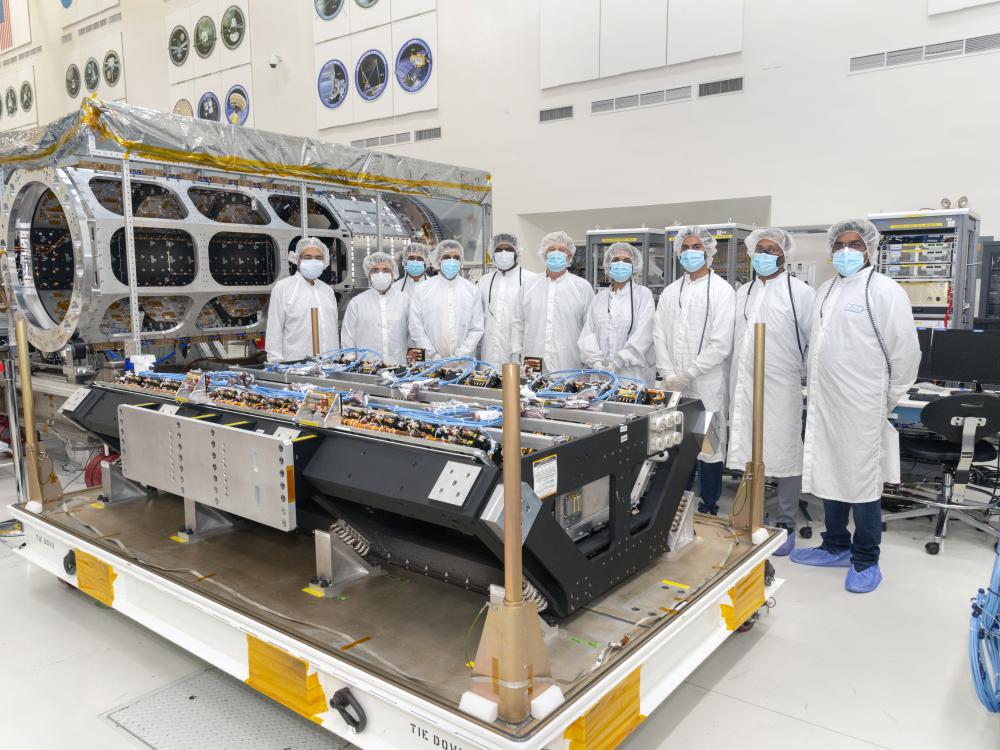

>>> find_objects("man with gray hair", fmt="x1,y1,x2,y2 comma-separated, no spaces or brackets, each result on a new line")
265,237,339,361
511,231,594,372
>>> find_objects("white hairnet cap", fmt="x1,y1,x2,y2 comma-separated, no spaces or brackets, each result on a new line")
746,227,795,259
828,219,881,261
603,241,643,275
293,236,330,267
398,241,430,263
671,225,718,258
538,231,576,262
362,251,399,277
491,232,520,255
431,239,463,269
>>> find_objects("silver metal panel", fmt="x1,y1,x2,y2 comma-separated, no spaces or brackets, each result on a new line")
480,482,543,544
428,460,482,506
118,405,296,531
58,386,91,414
105,668,353,750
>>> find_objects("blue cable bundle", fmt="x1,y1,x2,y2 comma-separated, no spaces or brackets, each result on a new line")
532,369,621,402
970,518,1000,712
382,403,503,429
397,356,492,385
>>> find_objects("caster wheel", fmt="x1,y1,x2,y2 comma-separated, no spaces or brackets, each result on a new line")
925,541,940,555
737,619,755,632
882,522,888,532
799,527,813,539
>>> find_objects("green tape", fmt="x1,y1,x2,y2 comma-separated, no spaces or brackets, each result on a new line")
569,636,603,650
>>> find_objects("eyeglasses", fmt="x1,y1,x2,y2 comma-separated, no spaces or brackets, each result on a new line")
832,240,866,252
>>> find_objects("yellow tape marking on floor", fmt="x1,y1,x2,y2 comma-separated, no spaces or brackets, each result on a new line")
564,668,645,750
660,578,689,590
245,635,327,724
301,587,324,598
74,548,117,607
339,636,371,652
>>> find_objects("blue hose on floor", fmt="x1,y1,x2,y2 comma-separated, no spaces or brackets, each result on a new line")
969,514,1000,712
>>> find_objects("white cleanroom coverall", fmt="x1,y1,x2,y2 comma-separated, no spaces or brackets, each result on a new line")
408,274,484,359
340,286,410,366
727,272,816,477
478,266,538,366
801,268,920,502
265,273,340,362
578,280,656,383
654,269,736,463
512,272,595,372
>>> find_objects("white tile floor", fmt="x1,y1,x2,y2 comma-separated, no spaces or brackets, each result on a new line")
2,465,999,749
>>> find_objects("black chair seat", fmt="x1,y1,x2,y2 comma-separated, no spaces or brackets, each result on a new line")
899,435,998,464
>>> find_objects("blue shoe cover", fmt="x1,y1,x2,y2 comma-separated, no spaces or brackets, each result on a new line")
789,546,851,567
845,564,883,593
772,530,795,557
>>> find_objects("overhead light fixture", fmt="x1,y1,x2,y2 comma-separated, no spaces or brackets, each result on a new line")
958,196,968,208
941,197,952,209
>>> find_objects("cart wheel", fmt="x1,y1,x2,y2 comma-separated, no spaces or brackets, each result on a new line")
881,522,888,532
737,618,756,633
799,526,813,539
925,541,940,555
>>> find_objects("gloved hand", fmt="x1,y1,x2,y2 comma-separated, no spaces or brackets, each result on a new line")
664,374,690,392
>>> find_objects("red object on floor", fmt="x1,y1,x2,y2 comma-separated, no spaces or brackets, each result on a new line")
84,452,119,488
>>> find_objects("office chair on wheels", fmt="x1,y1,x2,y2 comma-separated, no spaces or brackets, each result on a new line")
883,393,1000,555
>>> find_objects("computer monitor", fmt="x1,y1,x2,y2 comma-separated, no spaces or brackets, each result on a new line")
918,329,1000,384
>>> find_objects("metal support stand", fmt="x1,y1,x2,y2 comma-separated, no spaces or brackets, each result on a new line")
2,351,25,501
14,319,62,508
307,527,382,598
732,322,766,532
466,363,556,725
100,462,148,504
176,498,234,542
310,308,320,356
121,157,143,358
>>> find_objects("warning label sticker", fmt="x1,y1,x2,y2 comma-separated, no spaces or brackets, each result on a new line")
532,454,558,499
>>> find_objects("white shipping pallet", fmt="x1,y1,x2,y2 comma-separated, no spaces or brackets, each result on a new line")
10,504,784,750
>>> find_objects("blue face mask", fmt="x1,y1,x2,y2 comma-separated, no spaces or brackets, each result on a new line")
440,258,462,280
751,252,781,277
546,250,569,273
832,249,865,277
608,260,633,283
405,259,426,277
679,250,706,273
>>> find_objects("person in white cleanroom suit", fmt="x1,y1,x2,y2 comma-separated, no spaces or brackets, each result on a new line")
340,251,410,366
654,226,736,515
408,240,484,359
727,227,815,556
477,233,538,366
265,237,339,362
790,219,919,594
392,241,432,296
511,231,594,372
578,241,655,383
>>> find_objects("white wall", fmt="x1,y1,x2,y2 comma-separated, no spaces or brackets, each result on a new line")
15,0,1000,272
